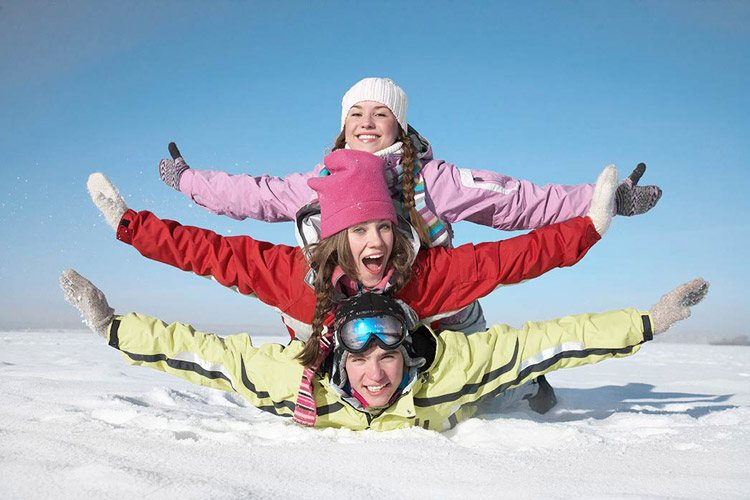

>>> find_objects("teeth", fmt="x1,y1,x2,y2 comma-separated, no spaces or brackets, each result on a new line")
366,384,385,392
358,135,378,140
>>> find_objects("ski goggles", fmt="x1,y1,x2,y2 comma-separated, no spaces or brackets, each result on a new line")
336,315,407,354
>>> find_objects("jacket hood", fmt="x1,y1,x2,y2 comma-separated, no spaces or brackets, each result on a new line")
405,125,433,163
324,309,435,415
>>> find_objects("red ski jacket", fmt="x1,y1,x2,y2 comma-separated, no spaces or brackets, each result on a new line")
116,210,601,340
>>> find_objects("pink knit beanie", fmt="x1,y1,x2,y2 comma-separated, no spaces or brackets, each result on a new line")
307,150,397,239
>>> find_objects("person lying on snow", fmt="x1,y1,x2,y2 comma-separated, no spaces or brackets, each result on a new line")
60,270,708,431
87,149,621,414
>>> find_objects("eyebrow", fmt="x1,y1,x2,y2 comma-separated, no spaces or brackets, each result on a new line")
349,104,390,111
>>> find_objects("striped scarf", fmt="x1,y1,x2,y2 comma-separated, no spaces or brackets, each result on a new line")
292,269,393,426
388,161,451,247
292,331,334,427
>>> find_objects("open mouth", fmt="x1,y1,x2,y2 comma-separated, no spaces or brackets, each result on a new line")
362,255,384,273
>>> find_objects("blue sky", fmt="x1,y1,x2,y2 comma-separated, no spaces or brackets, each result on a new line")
1,0,748,341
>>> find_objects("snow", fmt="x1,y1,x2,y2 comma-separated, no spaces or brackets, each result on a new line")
1,330,748,499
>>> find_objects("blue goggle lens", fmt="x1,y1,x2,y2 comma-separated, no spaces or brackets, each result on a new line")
338,316,405,353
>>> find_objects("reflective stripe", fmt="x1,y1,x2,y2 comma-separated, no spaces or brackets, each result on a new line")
121,350,235,388
172,351,237,391
414,340,520,407
518,342,585,373
458,168,519,195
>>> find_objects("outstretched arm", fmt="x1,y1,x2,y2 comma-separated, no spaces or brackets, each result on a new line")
60,270,302,417
403,166,618,321
424,278,709,409
421,161,661,230
117,209,305,308
87,173,307,312
159,142,318,222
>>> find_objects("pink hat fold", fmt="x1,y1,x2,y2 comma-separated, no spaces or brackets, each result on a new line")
307,150,397,239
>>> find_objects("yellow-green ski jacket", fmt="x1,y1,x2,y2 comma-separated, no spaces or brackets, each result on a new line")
107,308,653,431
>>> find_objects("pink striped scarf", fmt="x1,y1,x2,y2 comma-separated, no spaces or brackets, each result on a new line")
292,331,334,427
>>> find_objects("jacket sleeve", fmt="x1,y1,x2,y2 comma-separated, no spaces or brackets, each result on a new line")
420,159,596,230
107,312,302,418
402,216,601,320
417,308,652,409
116,209,306,311
178,167,321,222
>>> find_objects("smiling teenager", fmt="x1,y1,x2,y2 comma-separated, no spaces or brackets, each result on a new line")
86,147,618,416
60,269,709,431
158,77,663,338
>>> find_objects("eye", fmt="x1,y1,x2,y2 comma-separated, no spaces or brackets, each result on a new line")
379,223,392,231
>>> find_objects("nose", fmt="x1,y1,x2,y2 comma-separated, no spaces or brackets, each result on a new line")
365,360,386,380
360,113,375,128
366,230,385,248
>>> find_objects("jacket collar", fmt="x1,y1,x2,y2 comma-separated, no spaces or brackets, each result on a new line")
331,266,394,296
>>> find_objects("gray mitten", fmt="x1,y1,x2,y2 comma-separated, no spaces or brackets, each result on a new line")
649,278,709,334
158,142,190,191
615,163,663,216
87,173,128,231
60,269,114,338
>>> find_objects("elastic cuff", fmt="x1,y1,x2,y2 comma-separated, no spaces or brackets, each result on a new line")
641,314,653,342
583,217,602,244
108,317,122,349
115,209,137,244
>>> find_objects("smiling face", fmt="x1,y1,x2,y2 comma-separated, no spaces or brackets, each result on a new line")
345,345,405,407
343,101,401,153
347,219,394,288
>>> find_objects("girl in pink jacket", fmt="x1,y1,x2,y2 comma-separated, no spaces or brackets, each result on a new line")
158,77,662,335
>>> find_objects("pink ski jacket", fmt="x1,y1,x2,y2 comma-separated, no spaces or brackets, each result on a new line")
177,134,595,246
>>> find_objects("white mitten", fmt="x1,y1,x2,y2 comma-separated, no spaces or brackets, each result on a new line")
87,173,128,230
586,165,618,236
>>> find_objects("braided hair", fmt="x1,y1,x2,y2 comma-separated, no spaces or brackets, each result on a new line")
332,128,432,248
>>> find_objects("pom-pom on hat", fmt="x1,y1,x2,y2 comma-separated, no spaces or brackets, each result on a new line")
307,150,397,239
341,78,408,133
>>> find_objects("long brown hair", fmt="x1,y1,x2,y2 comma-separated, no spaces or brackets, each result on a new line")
333,127,433,248
296,224,415,368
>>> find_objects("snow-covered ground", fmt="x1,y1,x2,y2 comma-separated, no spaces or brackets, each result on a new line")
1,330,748,499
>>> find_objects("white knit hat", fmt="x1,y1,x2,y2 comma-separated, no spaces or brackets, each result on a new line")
341,78,408,132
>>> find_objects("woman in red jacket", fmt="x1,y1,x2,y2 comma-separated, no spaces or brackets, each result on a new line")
87,149,617,373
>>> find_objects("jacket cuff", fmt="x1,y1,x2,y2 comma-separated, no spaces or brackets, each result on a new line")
116,209,137,244
641,313,653,342
108,317,121,349
178,168,193,196
583,216,602,244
